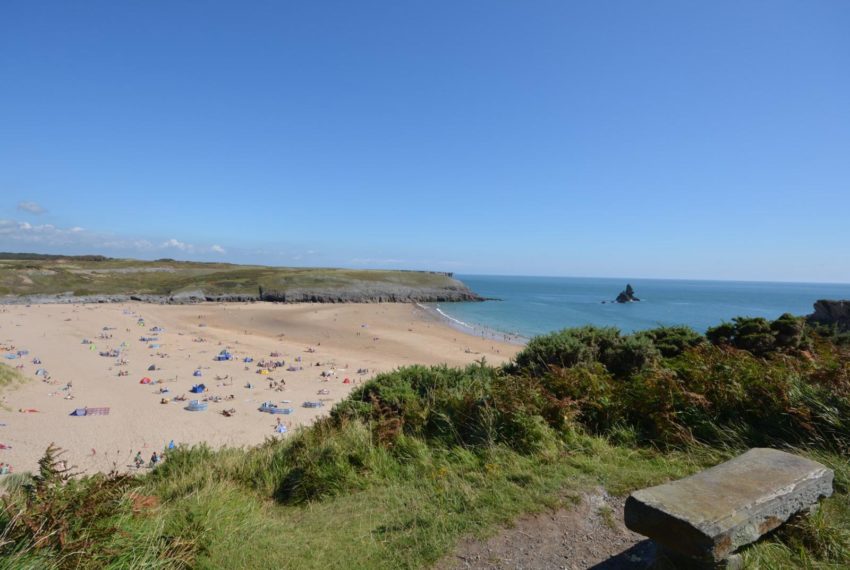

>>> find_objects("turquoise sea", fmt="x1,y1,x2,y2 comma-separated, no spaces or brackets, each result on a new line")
432,276,850,341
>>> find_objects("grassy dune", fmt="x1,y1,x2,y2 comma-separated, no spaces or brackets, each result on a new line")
0,255,461,298
1,315,848,569
0,363,28,394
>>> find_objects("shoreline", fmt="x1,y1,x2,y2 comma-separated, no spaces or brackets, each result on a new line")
416,302,528,346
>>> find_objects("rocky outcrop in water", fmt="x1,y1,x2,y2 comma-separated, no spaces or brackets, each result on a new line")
808,300,850,331
615,284,640,303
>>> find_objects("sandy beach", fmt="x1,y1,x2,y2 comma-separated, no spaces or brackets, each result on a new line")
0,302,519,474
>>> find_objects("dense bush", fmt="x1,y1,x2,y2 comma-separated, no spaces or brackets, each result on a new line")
706,314,810,354
635,325,705,357
340,320,850,452
509,326,663,378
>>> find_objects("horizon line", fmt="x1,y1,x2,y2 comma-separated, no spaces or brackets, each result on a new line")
2,250,849,287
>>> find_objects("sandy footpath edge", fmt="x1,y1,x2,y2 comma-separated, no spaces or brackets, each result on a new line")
0,302,519,475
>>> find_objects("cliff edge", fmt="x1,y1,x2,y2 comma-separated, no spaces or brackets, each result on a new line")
808,300,850,331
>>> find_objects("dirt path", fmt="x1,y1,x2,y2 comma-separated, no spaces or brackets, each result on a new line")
439,489,655,570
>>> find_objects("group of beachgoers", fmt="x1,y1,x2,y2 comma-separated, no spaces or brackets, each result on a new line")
1,304,384,476
133,450,163,470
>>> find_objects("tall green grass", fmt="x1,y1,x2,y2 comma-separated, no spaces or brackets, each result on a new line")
0,363,27,390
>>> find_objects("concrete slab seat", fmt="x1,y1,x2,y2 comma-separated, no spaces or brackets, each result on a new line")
624,448,833,569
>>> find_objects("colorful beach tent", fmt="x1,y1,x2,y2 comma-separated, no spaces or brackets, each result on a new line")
214,351,232,361
140,377,152,384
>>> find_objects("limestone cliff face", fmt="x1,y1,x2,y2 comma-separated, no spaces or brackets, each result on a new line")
256,274,484,303
258,286,482,304
808,300,850,330
1,279,485,305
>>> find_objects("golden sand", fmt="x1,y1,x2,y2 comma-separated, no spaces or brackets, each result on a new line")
0,302,518,474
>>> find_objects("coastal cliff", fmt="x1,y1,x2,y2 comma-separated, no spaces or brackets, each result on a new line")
0,283,484,306
0,255,485,305
808,299,850,330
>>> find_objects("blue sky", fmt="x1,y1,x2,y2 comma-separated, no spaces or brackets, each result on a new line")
2,1,849,282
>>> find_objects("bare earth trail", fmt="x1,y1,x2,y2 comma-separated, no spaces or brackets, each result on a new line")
440,490,655,570
0,302,517,474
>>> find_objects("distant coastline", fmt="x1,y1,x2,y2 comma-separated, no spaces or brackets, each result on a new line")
0,254,485,305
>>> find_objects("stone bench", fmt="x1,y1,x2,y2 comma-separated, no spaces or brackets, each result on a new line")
624,448,833,569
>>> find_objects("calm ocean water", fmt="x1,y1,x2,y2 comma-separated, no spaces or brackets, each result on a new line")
432,275,850,340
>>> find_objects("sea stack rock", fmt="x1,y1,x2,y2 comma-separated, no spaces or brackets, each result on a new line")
616,284,640,303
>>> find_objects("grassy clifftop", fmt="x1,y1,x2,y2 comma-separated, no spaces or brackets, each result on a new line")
0,254,480,302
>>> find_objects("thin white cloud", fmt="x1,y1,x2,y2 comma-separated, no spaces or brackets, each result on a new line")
17,201,47,215
0,219,228,259
0,220,78,245
161,238,195,253
133,240,155,251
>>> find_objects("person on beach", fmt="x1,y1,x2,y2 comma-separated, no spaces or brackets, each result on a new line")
134,451,144,468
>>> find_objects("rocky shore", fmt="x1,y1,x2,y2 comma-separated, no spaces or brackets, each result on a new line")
0,283,485,306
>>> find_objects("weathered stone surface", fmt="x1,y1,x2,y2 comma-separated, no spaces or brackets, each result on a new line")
808,299,850,331
624,448,833,565
0,279,486,305
615,283,640,303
